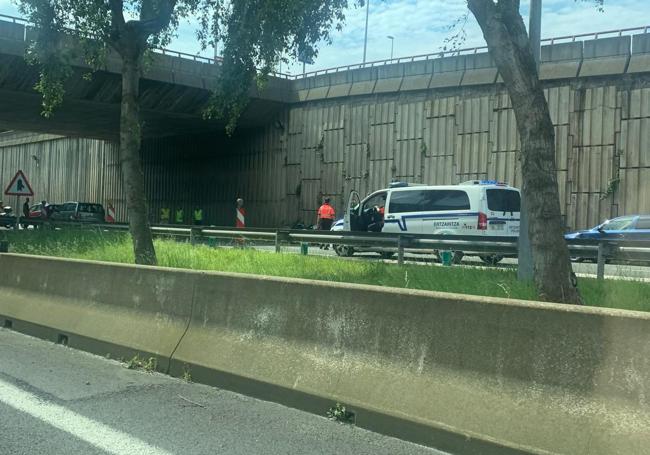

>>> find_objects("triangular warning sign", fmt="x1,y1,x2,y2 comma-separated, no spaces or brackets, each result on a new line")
5,170,34,197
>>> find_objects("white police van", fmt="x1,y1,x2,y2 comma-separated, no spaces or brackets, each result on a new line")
333,180,521,264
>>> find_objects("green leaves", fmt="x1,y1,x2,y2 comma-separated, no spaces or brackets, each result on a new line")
199,0,364,133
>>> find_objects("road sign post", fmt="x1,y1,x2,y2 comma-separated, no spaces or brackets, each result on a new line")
4,170,34,230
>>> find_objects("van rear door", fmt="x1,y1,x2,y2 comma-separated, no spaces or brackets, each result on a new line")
344,191,361,231
485,188,521,236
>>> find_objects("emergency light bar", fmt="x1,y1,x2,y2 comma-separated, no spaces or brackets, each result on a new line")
461,180,508,186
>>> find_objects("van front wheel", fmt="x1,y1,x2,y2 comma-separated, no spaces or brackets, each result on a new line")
479,255,504,265
334,244,355,257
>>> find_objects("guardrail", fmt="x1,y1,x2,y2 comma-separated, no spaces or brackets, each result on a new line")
4,217,650,280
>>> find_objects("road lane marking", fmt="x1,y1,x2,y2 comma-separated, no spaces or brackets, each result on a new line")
0,378,175,455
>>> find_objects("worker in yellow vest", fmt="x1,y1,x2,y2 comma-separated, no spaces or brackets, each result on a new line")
193,207,203,225
160,207,170,224
175,207,184,224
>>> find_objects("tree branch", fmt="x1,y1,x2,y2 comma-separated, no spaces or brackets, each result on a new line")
108,0,126,47
137,0,178,37
467,0,496,25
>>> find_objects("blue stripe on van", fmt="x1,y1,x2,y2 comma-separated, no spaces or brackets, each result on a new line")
384,212,479,231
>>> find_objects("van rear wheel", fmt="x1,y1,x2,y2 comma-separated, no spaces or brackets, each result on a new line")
479,255,503,265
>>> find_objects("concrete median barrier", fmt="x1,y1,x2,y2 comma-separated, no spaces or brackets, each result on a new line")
0,254,193,371
1,253,649,454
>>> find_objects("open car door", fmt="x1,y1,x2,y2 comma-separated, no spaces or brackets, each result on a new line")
344,190,361,231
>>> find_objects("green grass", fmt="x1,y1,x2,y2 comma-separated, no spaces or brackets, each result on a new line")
4,229,650,312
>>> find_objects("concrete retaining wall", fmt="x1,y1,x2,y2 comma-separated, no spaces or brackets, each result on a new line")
1,253,649,454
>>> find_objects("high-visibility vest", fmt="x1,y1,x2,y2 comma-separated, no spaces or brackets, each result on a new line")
160,207,170,222
175,209,184,224
236,207,246,228
193,209,203,221
318,203,335,220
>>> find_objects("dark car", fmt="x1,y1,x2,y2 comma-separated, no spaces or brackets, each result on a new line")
50,202,105,223
565,215,650,261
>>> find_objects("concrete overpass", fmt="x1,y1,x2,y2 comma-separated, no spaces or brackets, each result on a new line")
2,13,649,142
0,15,292,140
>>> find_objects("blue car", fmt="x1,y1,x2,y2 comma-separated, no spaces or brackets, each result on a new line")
565,215,650,241
565,215,650,262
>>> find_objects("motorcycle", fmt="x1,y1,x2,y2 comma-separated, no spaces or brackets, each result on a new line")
0,206,17,229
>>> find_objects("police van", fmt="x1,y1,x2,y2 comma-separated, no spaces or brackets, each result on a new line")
333,180,521,264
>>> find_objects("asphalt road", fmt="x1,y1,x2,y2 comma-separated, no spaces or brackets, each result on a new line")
0,329,446,455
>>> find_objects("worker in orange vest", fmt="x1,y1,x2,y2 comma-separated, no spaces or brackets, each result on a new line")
317,197,336,250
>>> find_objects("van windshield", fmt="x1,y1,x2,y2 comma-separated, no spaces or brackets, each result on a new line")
388,190,470,214
486,189,520,212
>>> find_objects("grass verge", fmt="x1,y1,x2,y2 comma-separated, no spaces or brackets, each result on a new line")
4,229,650,312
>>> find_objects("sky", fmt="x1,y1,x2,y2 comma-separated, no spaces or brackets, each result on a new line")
0,0,647,75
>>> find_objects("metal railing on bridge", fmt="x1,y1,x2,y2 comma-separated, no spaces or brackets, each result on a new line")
2,12,648,80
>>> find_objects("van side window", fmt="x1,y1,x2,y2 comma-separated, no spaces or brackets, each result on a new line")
486,189,521,212
62,203,76,212
388,190,470,214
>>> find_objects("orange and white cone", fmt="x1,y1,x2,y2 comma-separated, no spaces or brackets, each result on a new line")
106,203,116,223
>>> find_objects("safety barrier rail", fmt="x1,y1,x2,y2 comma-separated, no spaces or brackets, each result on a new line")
4,217,650,279
2,13,648,80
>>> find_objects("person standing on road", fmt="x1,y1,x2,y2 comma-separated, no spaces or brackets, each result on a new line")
40,200,49,220
175,207,184,225
160,207,170,224
22,198,30,229
193,207,203,226
317,197,335,250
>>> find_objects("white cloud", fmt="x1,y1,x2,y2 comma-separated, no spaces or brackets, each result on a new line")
1,0,647,74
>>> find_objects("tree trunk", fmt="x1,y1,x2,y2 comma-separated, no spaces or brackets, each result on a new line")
468,0,580,304
119,55,157,265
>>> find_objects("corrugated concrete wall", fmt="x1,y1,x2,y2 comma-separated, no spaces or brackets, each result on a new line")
0,131,126,219
0,126,289,227
1,84,649,230
282,82,650,230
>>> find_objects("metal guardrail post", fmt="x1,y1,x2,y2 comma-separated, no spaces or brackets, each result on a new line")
397,235,404,266
190,227,201,245
597,241,606,280
275,230,290,253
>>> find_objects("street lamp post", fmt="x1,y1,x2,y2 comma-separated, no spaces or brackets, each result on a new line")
387,35,394,60
362,0,370,63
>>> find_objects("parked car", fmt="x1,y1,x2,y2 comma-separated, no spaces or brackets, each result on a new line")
28,203,61,220
565,215,650,262
333,180,521,264
50,202,105,223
